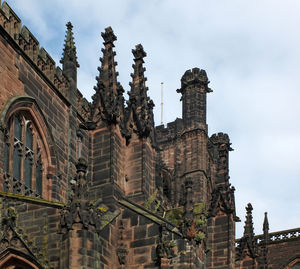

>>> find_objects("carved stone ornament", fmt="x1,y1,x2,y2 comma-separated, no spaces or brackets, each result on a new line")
59,158,103,234
208,184,239,222
0,206,53,268
236,203,258,261
116,244,128,265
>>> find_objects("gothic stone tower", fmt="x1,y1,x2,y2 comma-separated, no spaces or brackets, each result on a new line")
0,2,239,265
2,2,300,269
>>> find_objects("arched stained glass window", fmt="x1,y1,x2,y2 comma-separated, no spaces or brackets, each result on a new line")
3,113,45,197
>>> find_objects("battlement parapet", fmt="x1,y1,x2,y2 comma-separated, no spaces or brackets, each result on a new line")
155,118,183,144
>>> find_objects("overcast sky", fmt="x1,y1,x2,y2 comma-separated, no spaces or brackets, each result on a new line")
6,0,300,238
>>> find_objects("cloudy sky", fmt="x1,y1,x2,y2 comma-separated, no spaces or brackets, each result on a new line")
6,0,300,237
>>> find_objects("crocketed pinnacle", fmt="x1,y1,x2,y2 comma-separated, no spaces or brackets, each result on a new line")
126,44,154,139
261,212,269,268
60,22,79,68
244,203,255,238
236,203,258,260
91,27,124,125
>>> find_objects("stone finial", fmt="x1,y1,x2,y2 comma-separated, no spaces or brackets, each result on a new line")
60,21,79,68
101,26,117,45
263,212,269,234
236,203,258,260
244,203,255,238
132,44,147,62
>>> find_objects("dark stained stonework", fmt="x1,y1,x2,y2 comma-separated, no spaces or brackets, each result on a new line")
0,2,299,268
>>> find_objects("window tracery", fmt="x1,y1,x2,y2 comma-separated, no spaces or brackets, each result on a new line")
3,112,45,197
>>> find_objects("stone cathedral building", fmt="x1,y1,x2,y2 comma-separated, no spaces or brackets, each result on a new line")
0,2,299,269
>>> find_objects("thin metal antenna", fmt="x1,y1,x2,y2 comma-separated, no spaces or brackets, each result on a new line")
161,82,164,125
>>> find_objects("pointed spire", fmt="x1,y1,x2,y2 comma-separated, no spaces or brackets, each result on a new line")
263,212,269,234
91,27,124,125
129,44,147,97
244,203,255,238
236,203,258,260
60,22,79,104
126,44,154,139
60,21,79,69
261,212,269,268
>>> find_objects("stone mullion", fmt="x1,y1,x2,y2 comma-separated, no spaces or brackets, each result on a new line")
31,128,38,194
19,116,25,185
8,117,14,178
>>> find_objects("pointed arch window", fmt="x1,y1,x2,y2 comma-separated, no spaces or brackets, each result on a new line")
3,112,45,197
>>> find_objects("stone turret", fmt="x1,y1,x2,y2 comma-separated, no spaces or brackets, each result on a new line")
177,68,212,130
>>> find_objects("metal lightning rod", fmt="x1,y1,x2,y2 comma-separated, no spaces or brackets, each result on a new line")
161,82,164,125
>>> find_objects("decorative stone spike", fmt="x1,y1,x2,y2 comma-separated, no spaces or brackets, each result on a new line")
90,27,124,125
263,212,269,234
260,212,269,269
132,44,147,61
60,23,78,69
125,44,154,140
60,21,79,105
101,26,117,45
60,22,79,68
236,203,258,260
244,203,255,238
